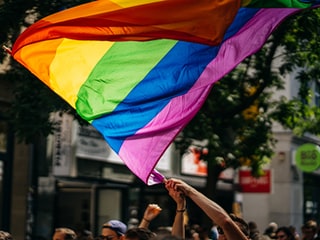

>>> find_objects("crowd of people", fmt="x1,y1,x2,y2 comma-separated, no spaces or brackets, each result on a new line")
0,178,319,240
248,219,320,240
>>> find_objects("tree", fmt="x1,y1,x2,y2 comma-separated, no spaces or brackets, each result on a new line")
181,7,320,199
1,1,320,196
272,9,320,135
0,1,91,237
1,0,91,143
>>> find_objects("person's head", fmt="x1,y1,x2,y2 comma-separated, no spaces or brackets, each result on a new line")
190,224,210,240
288,226,296,234
269,222,278,232
217,213,249,240
153,227,172,240
159,236,183,240
301,220,318,240
52,228,77,240
248,221,259,239
124,227,156,240
77,229,94,240
0,231,13,240
275,227,294,240
100,220,127,240
264,225,277,239
249,221,258,230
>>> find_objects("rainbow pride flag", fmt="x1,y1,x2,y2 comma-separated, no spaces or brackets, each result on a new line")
10,0,320,185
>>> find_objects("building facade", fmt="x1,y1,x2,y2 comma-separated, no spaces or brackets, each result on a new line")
0,75,33,240
240,71,320,234
1,67,320,239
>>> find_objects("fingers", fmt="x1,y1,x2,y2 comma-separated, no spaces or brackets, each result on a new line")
148,204,162,211
144,204,162,221
166,178,183,190
165,178,187,197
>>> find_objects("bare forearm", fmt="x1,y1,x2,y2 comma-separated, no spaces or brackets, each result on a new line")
187,187,228,226
187,187,247,240
171,193,186,239
167,179,248,240
138,218,150,229
171,210,185,239
139,204,162,229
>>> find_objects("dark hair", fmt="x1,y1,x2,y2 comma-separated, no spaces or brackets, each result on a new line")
248,221,258,230
152,227,183,240
189,224,210,240
160,236,183,240
276,227,295,240
302,220,318,232
229,213,249,237
125,227,156,240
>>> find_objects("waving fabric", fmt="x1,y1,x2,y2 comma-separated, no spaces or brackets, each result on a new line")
10,0,320,185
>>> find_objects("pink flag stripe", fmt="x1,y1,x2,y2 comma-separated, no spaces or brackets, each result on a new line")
119,8,300,185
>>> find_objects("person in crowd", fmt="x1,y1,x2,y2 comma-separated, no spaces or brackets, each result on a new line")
189,224,201,240
152,228,173,240
124,227,156,240
248,221,261,240
139,204,162,229
0,231,13,240
261,231,269,240
288,225,300,240
138,181,186,240
262,223,278,240
164,181,186,239
164,178,249,240
190,224,211,240
75,222,94,240
77,229,94,240
99,220,127,240
52,228,77,240
158,236,183,240
211,222,219,240
275,226,295,240
301,220,320,240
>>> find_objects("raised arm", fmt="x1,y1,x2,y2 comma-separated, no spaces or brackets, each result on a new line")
165,180,186,239
138,204,162,229
165,178,248,240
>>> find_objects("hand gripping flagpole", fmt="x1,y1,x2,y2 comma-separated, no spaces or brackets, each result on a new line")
2,45,12,54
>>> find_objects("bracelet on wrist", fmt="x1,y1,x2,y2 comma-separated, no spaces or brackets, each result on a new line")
176,208,186,213
143,218,150,222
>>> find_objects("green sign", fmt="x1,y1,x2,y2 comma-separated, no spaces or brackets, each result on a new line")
295,143,320,172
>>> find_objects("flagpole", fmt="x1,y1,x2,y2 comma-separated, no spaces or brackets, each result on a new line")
2,45,12,54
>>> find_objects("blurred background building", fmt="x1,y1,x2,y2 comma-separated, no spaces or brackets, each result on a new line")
0,69,320,239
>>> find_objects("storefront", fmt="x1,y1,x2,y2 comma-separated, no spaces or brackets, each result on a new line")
32,112,180,238
36,173,177,238
303,172,320,223
295,143,320,222
34,112,236,239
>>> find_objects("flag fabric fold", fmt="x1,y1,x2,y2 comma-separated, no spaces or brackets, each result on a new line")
10,0,320,185
12,0,242,48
